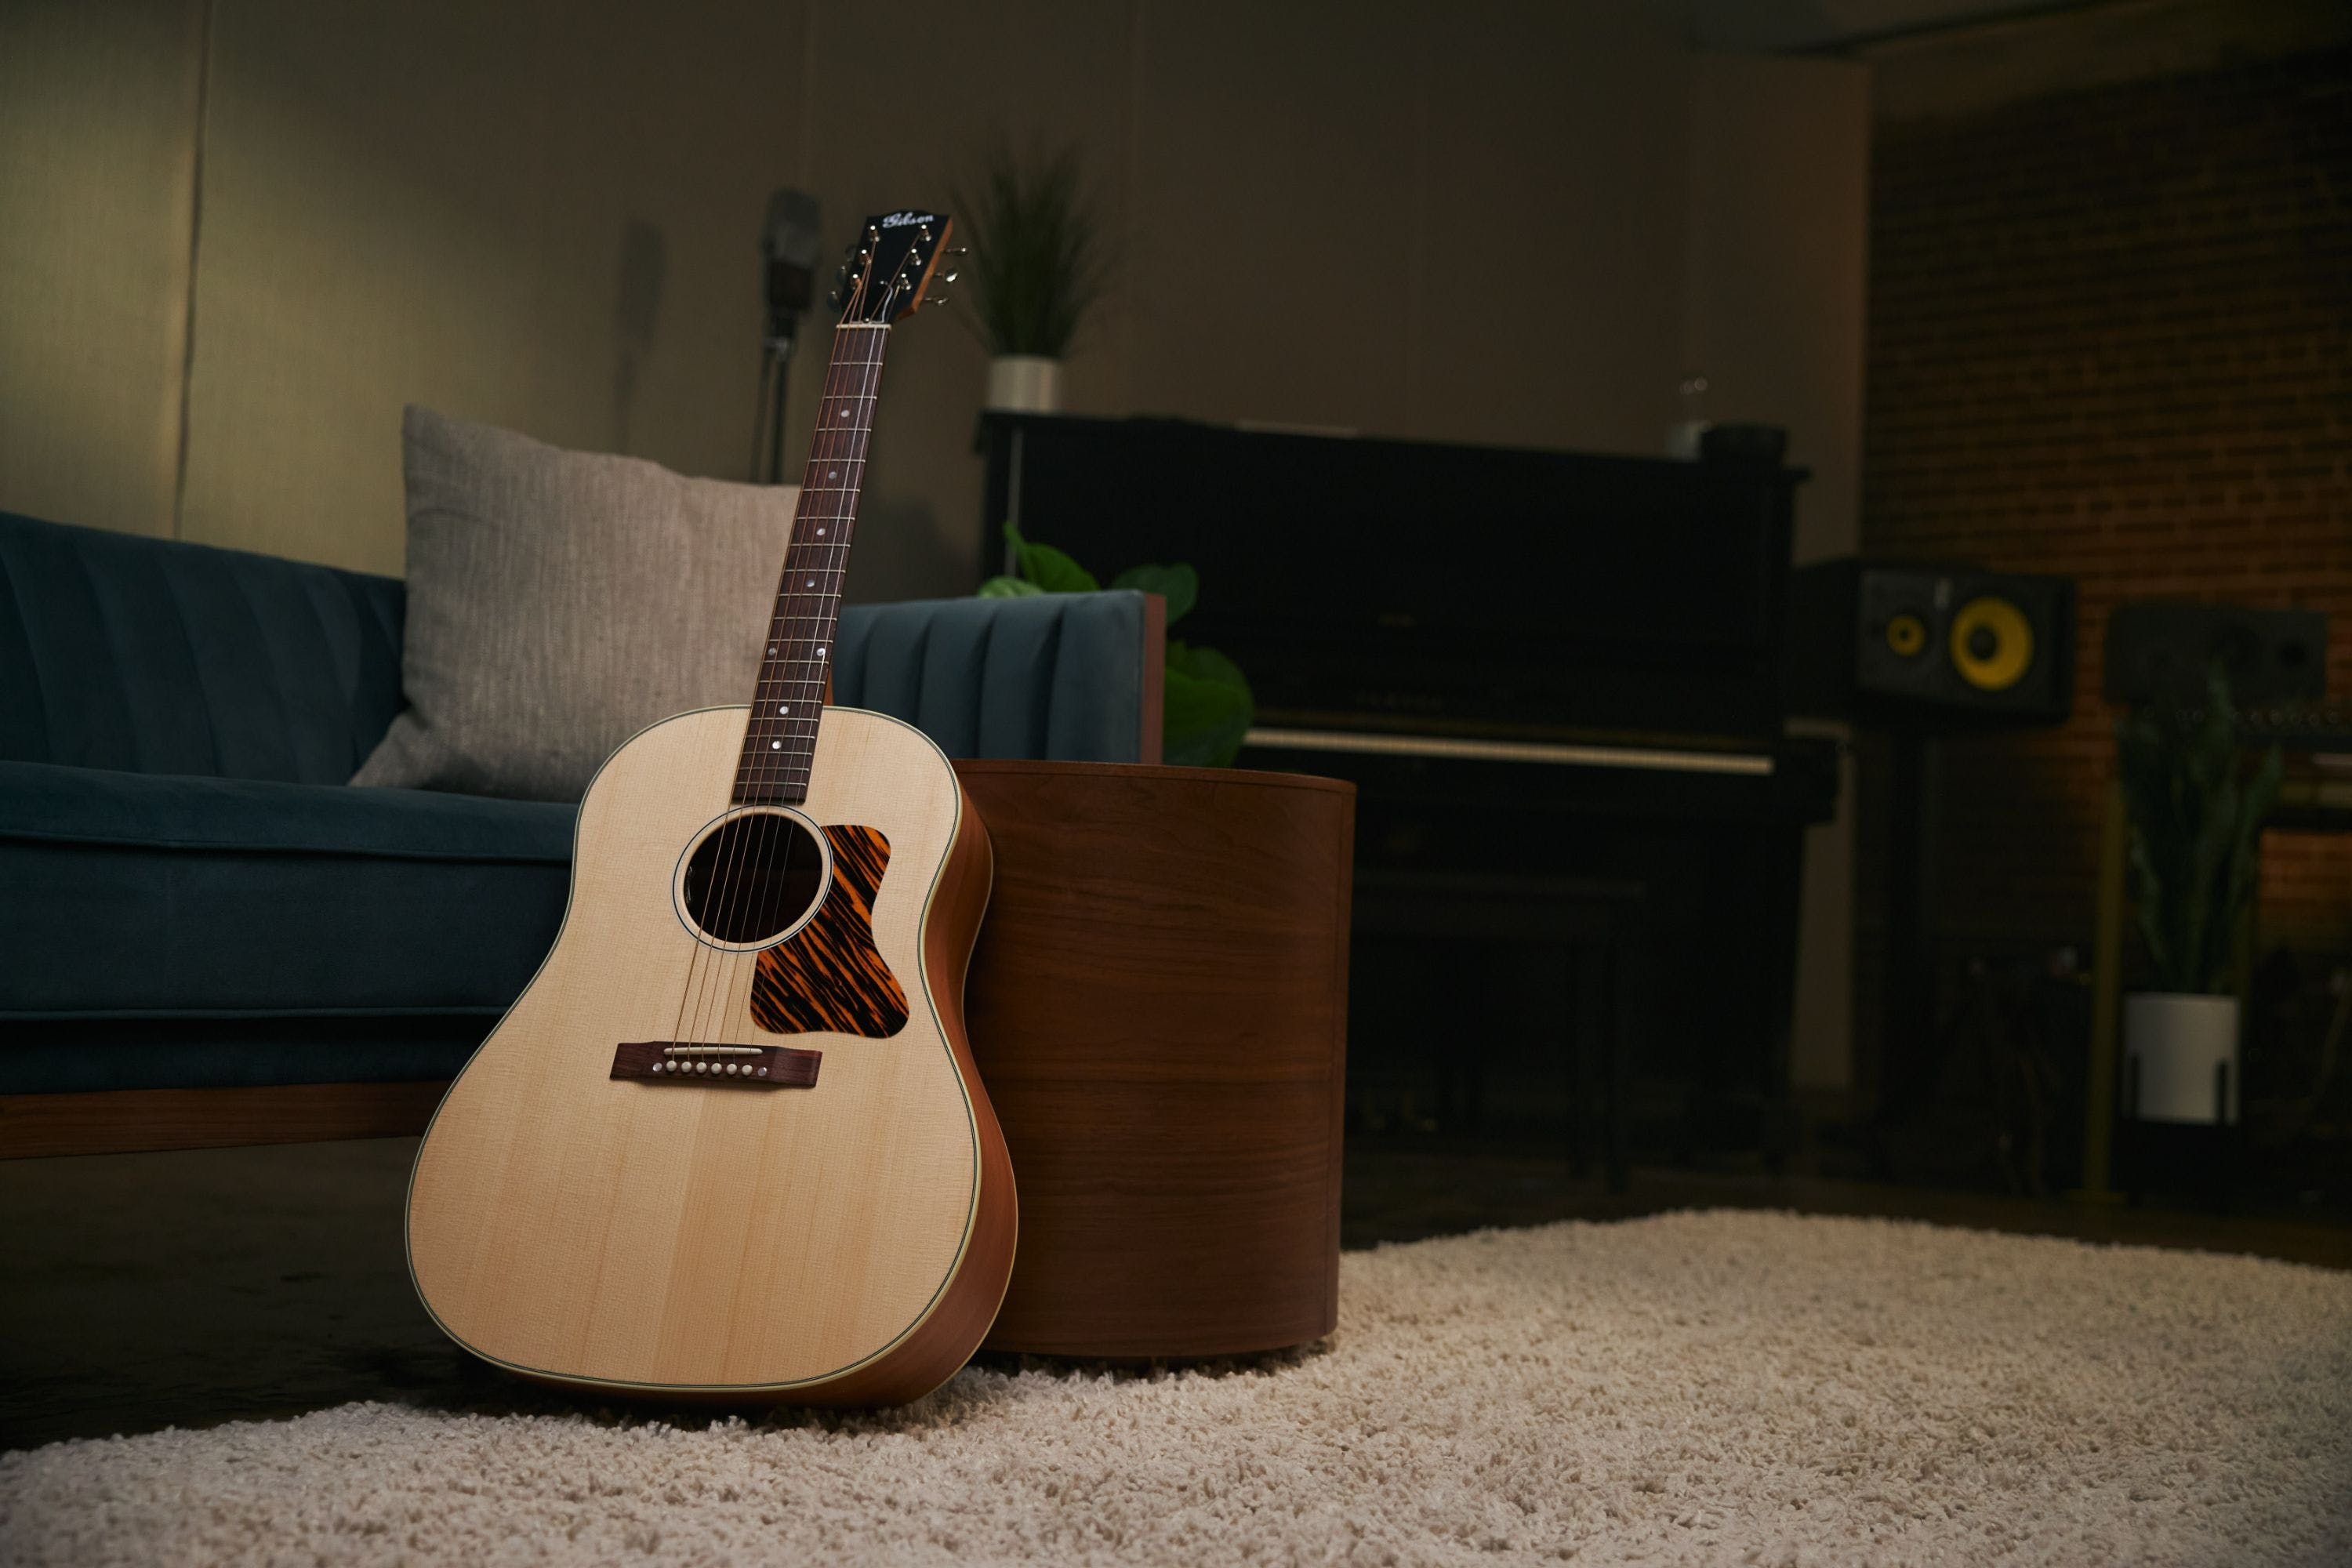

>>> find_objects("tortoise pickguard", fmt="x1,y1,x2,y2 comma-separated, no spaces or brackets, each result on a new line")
750,824,910,1038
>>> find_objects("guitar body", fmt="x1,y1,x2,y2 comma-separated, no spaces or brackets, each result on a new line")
405,704,1014,1405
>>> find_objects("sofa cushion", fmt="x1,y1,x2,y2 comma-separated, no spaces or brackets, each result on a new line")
0,760,572,1027
353,408,797,802
834,590,1156,763
0,512,405,782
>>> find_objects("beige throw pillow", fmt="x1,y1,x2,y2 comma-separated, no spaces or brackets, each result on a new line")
353,407,793,801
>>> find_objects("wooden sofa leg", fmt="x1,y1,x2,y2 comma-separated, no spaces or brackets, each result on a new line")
0,1083,448,1160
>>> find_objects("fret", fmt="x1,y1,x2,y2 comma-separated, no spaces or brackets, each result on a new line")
732,321,890,807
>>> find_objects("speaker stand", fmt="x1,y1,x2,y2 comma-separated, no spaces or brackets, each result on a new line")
1876,728,1945,1149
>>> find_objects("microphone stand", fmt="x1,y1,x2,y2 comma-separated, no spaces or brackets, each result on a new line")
753,317,798,485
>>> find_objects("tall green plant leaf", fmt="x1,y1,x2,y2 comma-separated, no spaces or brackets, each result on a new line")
2117,662,2281,995
1003,520,1098,593
978,522,1252,767
1163,640,1254,768
1111,562,1199,626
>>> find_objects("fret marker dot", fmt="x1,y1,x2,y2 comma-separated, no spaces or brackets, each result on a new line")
817,528,826,536
805,579,814,587
778,705,787,714
829,470,837,479
771,741,781,750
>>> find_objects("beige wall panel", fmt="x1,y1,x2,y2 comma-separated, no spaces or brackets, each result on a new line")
180,0,806,574
1682,55,1868,564
1413,2,1690,456
1682,54,1872,1094
0,0,204,538
1121,1,1424,438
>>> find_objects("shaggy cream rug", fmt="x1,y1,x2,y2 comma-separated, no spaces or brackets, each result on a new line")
3,1210,2347,1566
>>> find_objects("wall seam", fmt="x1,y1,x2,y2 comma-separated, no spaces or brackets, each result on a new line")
1404,12,1427,430
1123,0,1146,417
170,0,216,541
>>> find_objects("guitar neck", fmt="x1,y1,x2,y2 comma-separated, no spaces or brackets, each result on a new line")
734,323,890,805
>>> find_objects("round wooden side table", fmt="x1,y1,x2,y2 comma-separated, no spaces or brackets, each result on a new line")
952,760,1356,1358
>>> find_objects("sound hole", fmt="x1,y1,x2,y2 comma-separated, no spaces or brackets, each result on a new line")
682,812,826,944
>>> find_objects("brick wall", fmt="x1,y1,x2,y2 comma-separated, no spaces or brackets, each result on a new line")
1863,48,2352,994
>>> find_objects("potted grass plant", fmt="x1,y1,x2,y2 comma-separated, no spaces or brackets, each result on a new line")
2115,663,2283,1124
954,145,1107,413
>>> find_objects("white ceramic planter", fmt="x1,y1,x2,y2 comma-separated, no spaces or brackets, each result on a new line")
2124,992,2239,1124
985,355,1063,414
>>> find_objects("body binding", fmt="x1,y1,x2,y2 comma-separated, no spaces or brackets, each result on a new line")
405,705,1014,1405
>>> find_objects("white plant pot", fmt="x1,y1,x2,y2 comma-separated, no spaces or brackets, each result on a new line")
985,355,1063,414
2124,992,2239,1125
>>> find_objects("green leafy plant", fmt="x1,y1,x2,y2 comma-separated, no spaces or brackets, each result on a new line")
980,522,1254,767
952,144,1108,359
2116,663,2284,996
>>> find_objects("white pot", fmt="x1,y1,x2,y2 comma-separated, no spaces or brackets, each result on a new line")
985,355,1063,414
2124,992,2239,1125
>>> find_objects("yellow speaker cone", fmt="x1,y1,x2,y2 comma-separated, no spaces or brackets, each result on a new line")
1951,597,2033,691
1885,613,1927,657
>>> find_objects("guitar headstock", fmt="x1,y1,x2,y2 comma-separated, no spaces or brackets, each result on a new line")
830,209,957,325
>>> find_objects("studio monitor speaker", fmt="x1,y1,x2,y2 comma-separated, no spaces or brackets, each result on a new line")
1787,559,2075,728
2102,602,2327,708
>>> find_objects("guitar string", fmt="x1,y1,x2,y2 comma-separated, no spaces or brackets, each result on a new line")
670,255,873,1056
680,243,895,1059
673,225,919,1065
720,326,885,1050
682,285,869,1054
706,268,898,1053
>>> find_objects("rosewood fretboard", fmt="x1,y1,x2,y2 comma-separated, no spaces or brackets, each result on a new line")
735,324,889,805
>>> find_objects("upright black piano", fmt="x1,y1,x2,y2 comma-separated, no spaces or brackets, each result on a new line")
979,413,1838,1170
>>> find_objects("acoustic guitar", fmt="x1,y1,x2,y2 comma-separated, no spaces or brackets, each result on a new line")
405,211,1014,1406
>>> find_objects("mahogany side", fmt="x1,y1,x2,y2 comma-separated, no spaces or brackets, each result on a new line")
953,759,1355,1358
789,786,1014,1406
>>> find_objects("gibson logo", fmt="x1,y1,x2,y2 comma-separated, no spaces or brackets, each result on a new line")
877,211,931,228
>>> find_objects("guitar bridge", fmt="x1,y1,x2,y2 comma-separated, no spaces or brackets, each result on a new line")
610,1041,821,1087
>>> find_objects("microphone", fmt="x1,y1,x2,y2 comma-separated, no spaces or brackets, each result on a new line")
762,189,823,346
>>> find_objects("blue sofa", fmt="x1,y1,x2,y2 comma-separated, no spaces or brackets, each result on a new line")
0,512,1159,1154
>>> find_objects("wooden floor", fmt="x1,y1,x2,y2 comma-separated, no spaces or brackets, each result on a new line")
1341,1136,2352,1268
2,1134,2345,1452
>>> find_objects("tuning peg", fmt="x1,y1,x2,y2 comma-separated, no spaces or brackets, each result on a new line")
946,246,968,256
938,270,960,283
